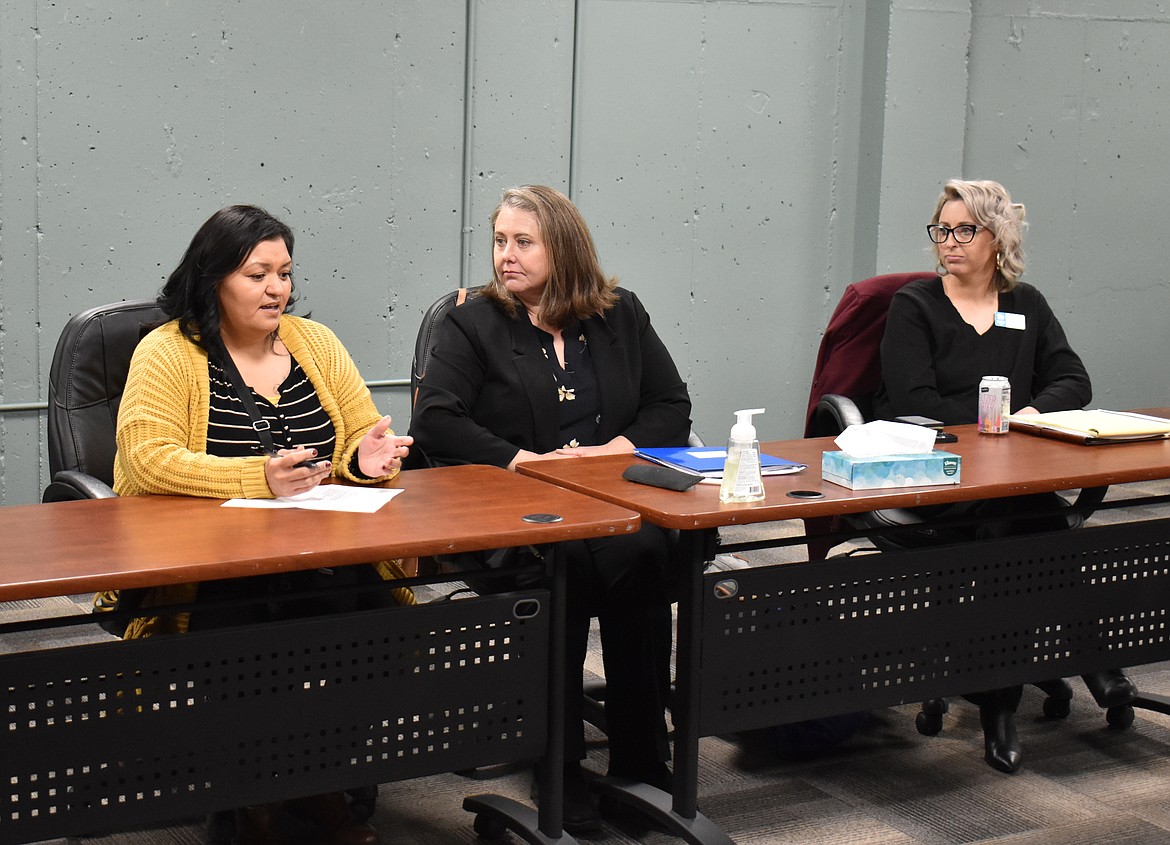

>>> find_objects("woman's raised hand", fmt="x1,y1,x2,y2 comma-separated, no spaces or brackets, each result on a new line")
357,415,413,478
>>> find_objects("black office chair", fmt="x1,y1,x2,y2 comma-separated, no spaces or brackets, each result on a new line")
42,300,168,638
804,274,1130,738
44,299,167,503
410,287,481,401
404,286,484,473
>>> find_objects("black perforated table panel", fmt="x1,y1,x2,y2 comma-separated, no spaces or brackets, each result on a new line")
700,518,1170,736
1,589,548,844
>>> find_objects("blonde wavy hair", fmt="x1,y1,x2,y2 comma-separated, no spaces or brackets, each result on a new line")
931,179,1027,291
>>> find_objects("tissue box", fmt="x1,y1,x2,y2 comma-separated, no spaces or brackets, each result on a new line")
821,450,961,490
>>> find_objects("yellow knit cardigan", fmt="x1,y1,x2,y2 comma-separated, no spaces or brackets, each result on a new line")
110,315,411,638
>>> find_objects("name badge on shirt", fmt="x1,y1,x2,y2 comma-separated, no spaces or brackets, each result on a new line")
994,311,1026,331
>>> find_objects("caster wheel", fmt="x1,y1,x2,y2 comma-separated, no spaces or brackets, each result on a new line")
473,812,507,839
916,710,943,736
1043,695,1071,720
1106,704,1135,730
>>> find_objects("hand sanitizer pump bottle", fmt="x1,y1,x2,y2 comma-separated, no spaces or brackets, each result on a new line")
719,408,766,503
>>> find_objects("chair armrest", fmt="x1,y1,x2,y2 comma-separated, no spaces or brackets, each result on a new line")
1059,485,1109,529
861,485,1111,545
807,394,866,438
42,470,117,502
850,507,951,549
1070,485,1108,516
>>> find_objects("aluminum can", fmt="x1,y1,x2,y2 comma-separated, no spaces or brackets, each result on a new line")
978,375,1011,434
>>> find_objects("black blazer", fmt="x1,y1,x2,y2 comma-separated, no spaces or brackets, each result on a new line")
409,287,692,469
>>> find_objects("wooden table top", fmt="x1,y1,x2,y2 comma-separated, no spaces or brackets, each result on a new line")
518,409,1170,531
0,465,640,602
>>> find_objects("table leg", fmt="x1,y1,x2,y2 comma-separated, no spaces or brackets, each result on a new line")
541,542,567,837
672,528,709,820
464,543,578,844
802,514,839,560
588,528,733,845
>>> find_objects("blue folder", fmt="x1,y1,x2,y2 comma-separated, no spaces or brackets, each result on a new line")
634,446,806,477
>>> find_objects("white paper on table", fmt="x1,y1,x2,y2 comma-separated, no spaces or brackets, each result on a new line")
222,486,404,513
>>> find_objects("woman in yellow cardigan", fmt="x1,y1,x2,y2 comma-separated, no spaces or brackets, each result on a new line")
112,204,409,845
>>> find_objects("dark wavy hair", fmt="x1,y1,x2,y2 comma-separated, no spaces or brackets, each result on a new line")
158,205,296,352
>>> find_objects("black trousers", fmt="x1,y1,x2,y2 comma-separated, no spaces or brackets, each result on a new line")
963,686,1023,712
930,493,1072,714
560,524,675,776
438,528,676,776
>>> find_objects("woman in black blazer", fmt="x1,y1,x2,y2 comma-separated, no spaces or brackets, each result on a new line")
410,185,692,832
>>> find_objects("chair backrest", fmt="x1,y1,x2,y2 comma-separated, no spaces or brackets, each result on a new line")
410,286,482,409
46,299,168,483
804,272,935,435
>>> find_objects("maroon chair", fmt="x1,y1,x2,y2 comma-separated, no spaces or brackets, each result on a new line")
804,272,934,438
802,273,933,560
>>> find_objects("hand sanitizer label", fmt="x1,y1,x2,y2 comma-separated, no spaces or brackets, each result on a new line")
733,449,763,497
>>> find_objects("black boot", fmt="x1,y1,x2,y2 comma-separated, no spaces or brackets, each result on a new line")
598,762,674,834
973,688,1020,772
531,761,601,834
1082,668,1137,708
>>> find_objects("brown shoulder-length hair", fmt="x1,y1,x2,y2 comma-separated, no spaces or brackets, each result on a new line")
481,185,618,329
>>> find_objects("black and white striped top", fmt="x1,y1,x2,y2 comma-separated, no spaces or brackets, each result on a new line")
206,357,336,459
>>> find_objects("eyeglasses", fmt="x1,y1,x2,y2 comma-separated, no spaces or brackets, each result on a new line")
927,224,983,244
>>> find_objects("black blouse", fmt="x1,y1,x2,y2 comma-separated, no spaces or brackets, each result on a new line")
533,321,601,448
874,278,1091,425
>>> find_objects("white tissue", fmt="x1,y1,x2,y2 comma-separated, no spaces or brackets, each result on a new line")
834,420,936,458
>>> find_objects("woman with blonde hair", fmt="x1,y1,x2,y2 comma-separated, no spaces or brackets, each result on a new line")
876,178,1088,422
874,179,1135,774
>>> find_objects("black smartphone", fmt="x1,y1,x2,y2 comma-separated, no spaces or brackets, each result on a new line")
895,414,945,429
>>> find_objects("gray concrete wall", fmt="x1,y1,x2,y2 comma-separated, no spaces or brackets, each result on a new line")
1,0,1167,506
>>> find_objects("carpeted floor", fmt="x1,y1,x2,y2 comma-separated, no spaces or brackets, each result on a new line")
6,480,1170,845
